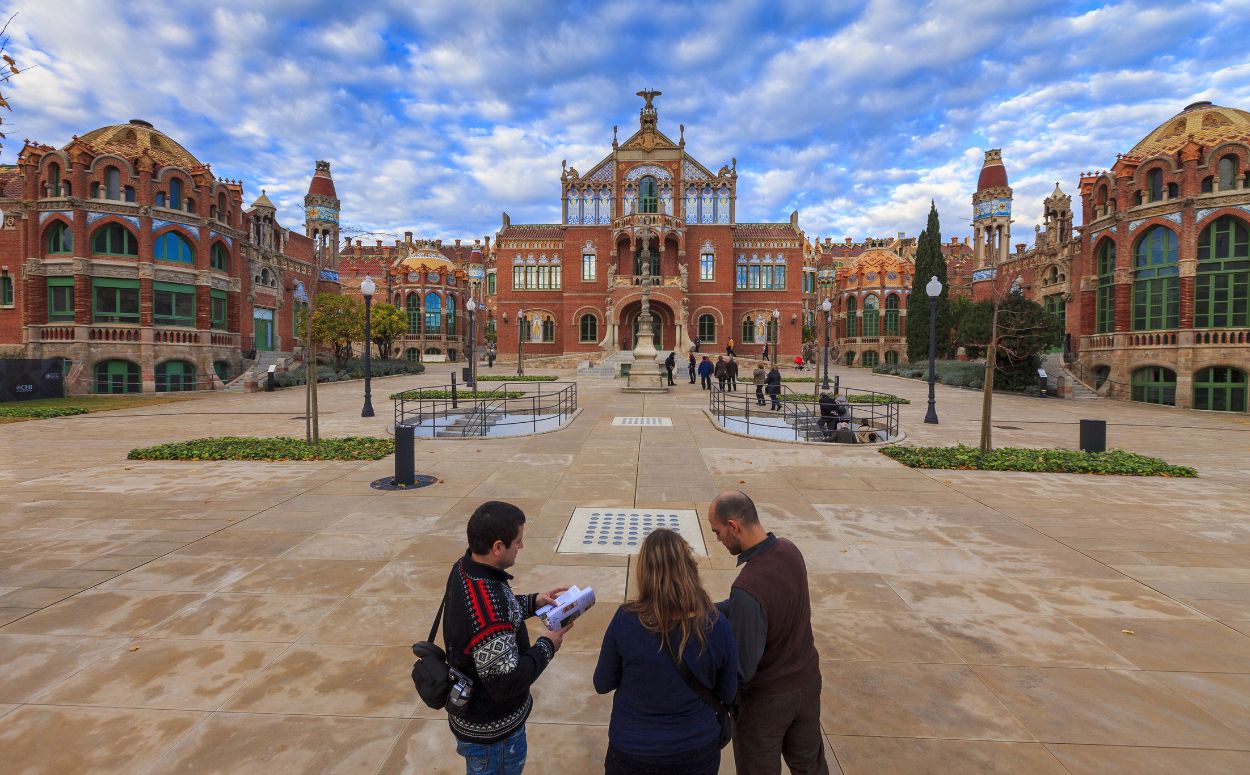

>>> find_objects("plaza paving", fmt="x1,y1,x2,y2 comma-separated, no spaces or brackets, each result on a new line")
1,361,1249,774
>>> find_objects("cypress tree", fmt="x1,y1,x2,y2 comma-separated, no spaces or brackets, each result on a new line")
906,202,952,361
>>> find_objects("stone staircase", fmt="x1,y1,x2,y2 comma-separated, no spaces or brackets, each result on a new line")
1042,353,1100,400
434,406,501,438
224,351,296,392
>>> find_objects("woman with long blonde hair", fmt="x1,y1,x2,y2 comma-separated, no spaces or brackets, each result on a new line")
593,529,738,775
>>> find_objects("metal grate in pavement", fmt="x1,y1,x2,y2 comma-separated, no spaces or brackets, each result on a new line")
611,416,674,427
556,508,706,556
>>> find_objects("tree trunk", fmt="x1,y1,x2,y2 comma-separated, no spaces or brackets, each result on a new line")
979,305,999,453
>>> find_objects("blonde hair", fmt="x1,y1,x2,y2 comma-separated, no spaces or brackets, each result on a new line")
627,528,717,655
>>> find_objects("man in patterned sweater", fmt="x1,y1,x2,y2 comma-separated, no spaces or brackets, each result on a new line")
444,501,572,774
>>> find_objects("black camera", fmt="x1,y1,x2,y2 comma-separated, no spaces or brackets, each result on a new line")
447,667,474,709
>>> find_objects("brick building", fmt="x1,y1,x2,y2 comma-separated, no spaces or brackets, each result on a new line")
0,120,341,394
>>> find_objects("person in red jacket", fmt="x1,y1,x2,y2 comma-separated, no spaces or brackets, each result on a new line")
707,490,828,775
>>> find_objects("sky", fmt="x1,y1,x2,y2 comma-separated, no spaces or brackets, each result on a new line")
6,0,1250,247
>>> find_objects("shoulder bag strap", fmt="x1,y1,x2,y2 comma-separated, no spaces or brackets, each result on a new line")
428,590,449,643
664,639,732,717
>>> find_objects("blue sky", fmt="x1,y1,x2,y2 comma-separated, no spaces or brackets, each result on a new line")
7,0,1250,245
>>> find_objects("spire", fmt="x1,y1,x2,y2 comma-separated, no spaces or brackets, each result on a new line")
977,149,1008,191
249,189,275,210
307,159,337,198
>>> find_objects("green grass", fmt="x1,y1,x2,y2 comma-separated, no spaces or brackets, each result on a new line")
881,444,1196,477
127,436,393,462
475,375,558,382
0,394,192,423
389,389,527,400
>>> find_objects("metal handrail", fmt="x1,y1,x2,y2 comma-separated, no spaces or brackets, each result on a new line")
709,381,903,442
394,381,578,438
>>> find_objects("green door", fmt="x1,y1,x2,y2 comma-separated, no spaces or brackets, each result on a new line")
254,309,274,351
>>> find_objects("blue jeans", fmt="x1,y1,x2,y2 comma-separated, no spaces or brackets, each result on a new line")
456,727,527,775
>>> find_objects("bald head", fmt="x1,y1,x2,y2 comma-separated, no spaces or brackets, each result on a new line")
710,490,760,527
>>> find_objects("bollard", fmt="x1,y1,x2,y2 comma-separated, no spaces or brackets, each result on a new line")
450,371,458,409
1079,419,1106,453
394,423,415,486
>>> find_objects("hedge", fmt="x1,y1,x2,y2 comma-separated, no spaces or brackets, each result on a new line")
390,389,526,400
475,375,558,382
127,436,393,461
274,359,425,387
0,405,91,419
881,444,1196,477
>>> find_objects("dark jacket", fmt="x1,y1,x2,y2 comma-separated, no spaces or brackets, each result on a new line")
443,553,555,744
714,359,728,378
665,353,676,371
697,359,714,377
593,609,738,757
727,359,739,379
819,393,836,417
764,368,781,395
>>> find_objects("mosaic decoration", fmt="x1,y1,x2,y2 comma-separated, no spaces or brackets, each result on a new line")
152,219,200,239
684,186,698,224
587,162,614,183
556,508,707,556
39,210,73,224
467,267,486,280
717,185,731,224
1196,204,1250,223
86,212,140,229
319,269,340,282
973,198,1011,220
624,164,671,181
972,268,997,281
1128,212,1182,232
307,205,338,223
209,230,233,247
682,159,708,181
427,272,440,283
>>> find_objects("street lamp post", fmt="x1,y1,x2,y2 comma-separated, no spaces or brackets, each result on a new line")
771,308,780,367
466,298,477,389
924,275,942,424
516,307,525,377
360,275,376,418
821,297,832,391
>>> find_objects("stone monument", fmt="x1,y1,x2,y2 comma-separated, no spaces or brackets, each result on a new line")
623,228,669,393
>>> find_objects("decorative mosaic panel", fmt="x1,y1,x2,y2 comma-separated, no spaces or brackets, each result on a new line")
557,508,707,556
39,210,73,224
624,164,671,181
152,219,200,239
972,268,997,281
587,162,614,183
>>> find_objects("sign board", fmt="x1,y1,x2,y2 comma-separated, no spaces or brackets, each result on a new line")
1037,369,1048,378
0,358,66,401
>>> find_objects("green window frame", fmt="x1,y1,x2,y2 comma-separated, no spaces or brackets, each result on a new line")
884,294,900,336
582,254,596,281
579,313,597,343
1043,294,1066,332
424,292,442,332
700,253,715,281
1095,239,1116,334
885,350,899,365
542,317,555,342
47,277,74,321
212,289,228,330
1130,366,1176,406
211,243,229,271
846,296,858,337
292,299,307,337
0,272,12,307
861,295,880,337
446,297,457,336
94,359,140,394
741,318,755,344
736,264,748,289
155,360,195,393
487,273,496,295
861,351,879,368
1132,226,1179,330
92,224,138,256
153,282,197,327
1193,366,1247,412
154,231,195,264
92,278,140,324
639,176,658,214
1195,216,1250,329
698,314,716,342
46,221,73,254
405,295,420,335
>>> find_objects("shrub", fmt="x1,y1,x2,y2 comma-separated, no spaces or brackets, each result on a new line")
874,359,986,389
273,359,425,387
0,405,91,419
128,436,393,461
475,375,558,382
881,444,1196,477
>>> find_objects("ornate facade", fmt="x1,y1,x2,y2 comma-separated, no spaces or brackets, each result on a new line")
0,119,340,393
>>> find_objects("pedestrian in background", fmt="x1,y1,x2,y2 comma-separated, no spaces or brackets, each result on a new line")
665,351,677,386
752,363,767,406
765,364,781,410
714,356,728,391
698,356,714,390
688,351,697,384
727,357,739,392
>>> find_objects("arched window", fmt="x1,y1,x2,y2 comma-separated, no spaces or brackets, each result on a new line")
210,243,229,271
446,296,457,336
1195,215,1249,328
846,296,858,337
1095,239,1116,334
884,295,900,336
741,317,756,344
1146,169,1163,202
424,292,442,333
155,360,196,392
405,347,420,362
634,241,659,277
92,224,138,256
45,221,73,254
1167,182,1179,199
94,360,140,394
861,351,879,368
1202,176,1215,193
885,350,899,365
48,162,61,197
169,178,183,211
1133,226,1178,330
542,316,555,342
1131,366,1176,406
154,231,195,264
406,294,420,335
104,166,121,200
217,192,228,222
1193,366,1247,412
1219,155,1239,190
639,176,658,214
698,313,716,342
861,294,880,337
580,313,598,343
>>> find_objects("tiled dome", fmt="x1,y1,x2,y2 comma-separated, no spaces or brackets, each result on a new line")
1129,101,1250,159
76,119,202,169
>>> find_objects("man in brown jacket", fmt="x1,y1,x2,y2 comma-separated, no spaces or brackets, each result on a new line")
708,490,828,775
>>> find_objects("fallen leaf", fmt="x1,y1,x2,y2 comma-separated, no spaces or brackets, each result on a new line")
128,646,140,651
1121,629,1135,636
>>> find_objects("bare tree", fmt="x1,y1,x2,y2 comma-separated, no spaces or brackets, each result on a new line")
0,14,29,157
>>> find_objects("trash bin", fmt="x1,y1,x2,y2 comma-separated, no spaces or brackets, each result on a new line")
394,423,415,486
620,363,632,378
461,367,472,383
265,365,276,392
1079,419,1106,453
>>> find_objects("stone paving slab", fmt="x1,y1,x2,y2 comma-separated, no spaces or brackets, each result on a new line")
1,361,1249,772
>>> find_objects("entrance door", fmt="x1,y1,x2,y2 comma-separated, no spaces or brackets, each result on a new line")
254,309,274,351
633,314,663,350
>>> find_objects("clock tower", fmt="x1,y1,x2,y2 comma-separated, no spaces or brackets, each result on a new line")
972,149,1012,270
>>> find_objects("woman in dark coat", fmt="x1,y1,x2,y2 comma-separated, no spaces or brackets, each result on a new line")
713,356,728,391
765,365,782,410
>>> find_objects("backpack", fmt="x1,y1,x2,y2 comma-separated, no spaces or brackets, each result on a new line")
411,591,450,709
